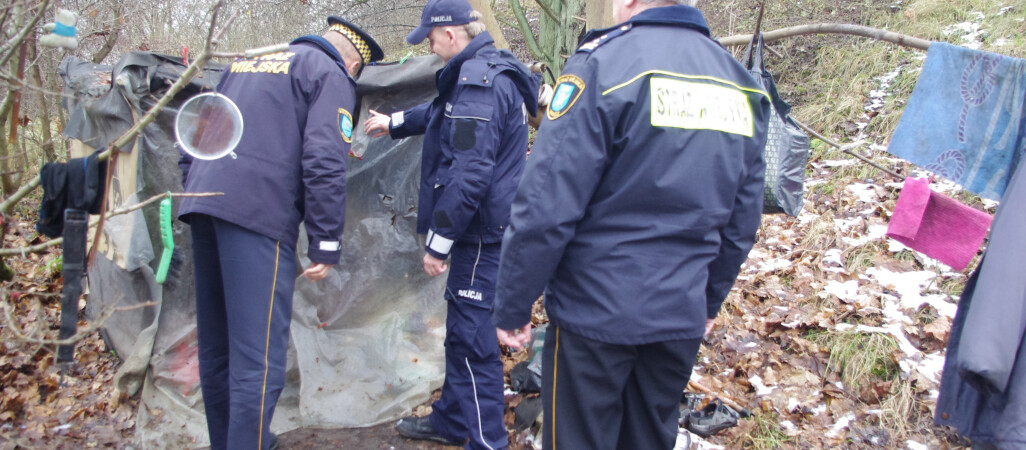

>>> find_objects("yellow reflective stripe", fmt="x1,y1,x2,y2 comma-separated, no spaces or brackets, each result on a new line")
601,70,770,100
551,326,559,450
258,241,281,449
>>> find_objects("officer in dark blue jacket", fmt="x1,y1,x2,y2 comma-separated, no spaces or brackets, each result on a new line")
178,16,382,450
365,0,537,448
492,1,770,448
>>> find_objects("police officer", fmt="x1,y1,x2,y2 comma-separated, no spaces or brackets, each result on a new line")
364,0,538,448
178,16,383,450
492,0,771,448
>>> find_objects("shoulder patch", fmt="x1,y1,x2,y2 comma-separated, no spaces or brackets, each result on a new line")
547,74,586,121
577,24,632,54
338,108,353,143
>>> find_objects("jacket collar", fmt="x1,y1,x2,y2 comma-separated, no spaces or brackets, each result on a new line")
290,35,354,78
627,5,710,37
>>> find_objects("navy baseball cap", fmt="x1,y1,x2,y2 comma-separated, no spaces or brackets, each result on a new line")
406,0,477,45
327,16,385,64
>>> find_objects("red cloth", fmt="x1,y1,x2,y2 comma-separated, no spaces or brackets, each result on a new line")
887,178,993,271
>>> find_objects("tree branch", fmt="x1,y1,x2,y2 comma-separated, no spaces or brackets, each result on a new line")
0,191,223,256
532,0,558,22
91,0,123,64
0,0,50,68
0,1,233,216
509,0,547,66
717,23,932,51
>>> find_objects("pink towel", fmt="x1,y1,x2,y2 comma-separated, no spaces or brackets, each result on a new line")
887,177,993,271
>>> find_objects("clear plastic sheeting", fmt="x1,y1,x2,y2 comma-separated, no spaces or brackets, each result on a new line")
59,52,448,448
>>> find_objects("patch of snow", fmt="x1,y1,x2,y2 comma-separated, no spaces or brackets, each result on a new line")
997,6,1013,16
748,375,775,396
841,224,888,247
907,440,930,450
992,37,1009,47
887,238,909,252
820,159,858,168
824,249,845,267
788,398,800,412
866,224,889,240
847,183,878,203
916,351,947,384
942,19,985,49
811,404,827,416
822,280,860,302
781,420,797,432
834,217,863,232
859,323,922,359
676,432,724,450
824,412,856,438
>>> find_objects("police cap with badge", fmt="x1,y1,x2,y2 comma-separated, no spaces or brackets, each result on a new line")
326,15,385,64
405,0,478,45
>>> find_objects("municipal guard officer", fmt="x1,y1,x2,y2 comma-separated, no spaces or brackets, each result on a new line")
493,0,771,448
178,16,383,450
364,0,538,448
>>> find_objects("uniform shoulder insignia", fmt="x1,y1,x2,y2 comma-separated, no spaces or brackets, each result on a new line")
576,24,632,54
338,108,353,143
547,74,585,121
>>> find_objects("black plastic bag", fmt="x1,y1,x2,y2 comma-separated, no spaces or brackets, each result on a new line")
744,34,810,216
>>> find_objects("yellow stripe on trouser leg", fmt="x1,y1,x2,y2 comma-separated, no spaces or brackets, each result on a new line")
258,242,280,449
551,326,560,450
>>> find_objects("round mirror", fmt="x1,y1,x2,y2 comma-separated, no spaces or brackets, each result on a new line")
175,92,243,160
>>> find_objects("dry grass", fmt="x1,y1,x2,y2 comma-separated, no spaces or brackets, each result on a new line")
810,330,900,391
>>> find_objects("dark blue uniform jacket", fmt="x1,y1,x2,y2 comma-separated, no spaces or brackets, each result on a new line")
179,36,355,265
388,32,539,259
492,6,771,345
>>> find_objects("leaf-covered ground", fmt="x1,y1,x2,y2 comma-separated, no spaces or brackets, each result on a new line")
2,1,1019,448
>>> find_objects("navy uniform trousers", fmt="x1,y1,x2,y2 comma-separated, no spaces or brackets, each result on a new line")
430,240,509,450
541,326,703,450
190,214,296,450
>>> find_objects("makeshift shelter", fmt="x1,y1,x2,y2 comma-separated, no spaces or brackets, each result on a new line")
58,52,447,448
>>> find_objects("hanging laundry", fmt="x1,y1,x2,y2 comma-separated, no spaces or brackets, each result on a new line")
935,161,1026,446
886,177,992,271
887,42,1026,200
37,149,108,238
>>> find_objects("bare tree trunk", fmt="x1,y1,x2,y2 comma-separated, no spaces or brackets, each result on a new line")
92,0,124,64
467,0,508,49
586,0,614,30
28,40,57,163
510,0,586,83
539,0,585,80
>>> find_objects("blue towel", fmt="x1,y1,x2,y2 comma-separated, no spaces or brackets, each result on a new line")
888,42,1026,200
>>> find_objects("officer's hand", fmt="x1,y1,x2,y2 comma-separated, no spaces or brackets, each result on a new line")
364,109,391,138
497,324,532,351
423,253,448,277
704,318,715,337
303,263,333,281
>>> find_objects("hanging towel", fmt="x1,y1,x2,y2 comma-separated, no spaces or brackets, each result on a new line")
886,177,992,271
887,42,1026,200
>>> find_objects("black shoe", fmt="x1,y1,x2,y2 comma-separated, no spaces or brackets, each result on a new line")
686,399,739,437
395,416,463,446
